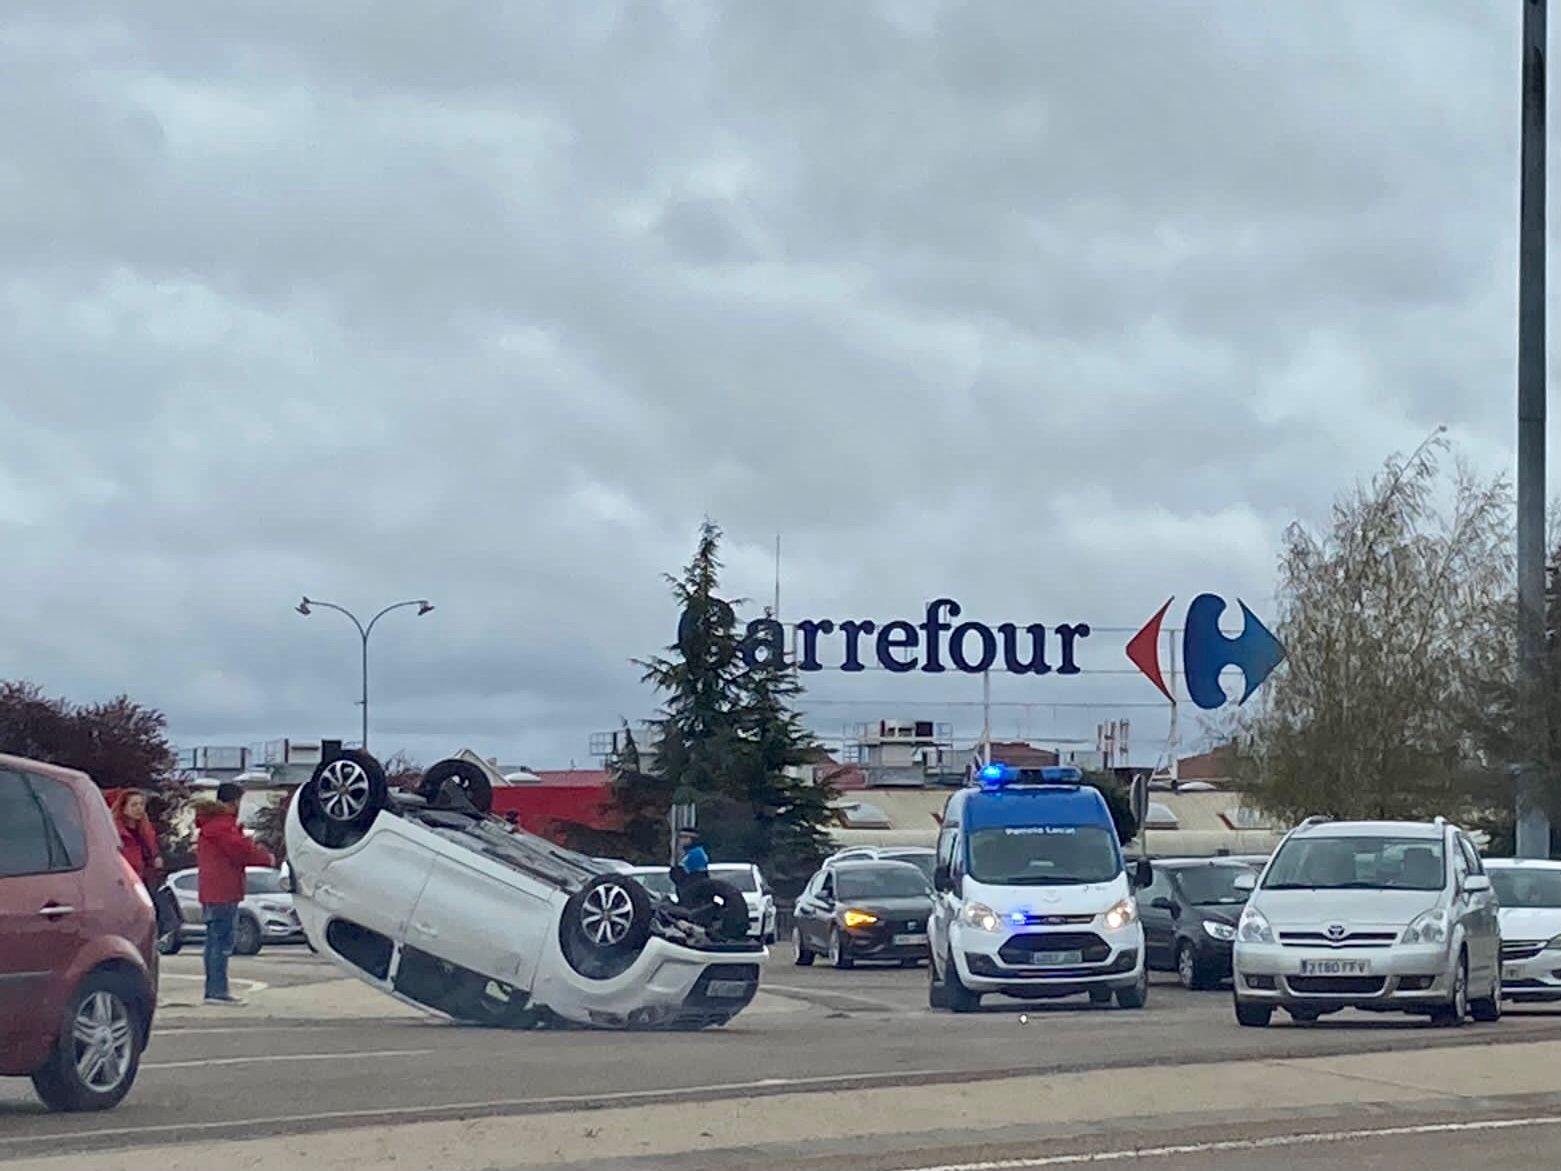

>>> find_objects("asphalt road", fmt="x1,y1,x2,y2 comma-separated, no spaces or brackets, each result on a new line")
3,945,1560,1168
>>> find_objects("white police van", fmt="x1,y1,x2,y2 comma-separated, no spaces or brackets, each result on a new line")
928,764,1151,1012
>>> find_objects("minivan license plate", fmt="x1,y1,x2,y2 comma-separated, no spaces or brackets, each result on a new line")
1029,950,1083,966
1298,959,1370,976
706,980,749,998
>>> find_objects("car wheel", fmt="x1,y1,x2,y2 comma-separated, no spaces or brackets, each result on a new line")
1470,960,1502,1023
828,928,854,970
928,955,950,1009
945,954,982,1013
559,874,654,980
157,929,182,956
1234,996,1272,1027
31,971,146,1112
1116,966,1149,1009
298,750,389,848
419,759,494,814
233,915,263,957
1175,942,1210,991
1431,951,1468,1027
793,924,815,966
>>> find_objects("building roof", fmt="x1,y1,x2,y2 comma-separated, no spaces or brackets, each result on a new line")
979,741,1060,769
1178,746,1234,781
528,768,612,788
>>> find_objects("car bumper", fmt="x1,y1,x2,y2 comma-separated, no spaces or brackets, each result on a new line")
951,922,1144,995
1234,942,1455,1008
840,924,931,960
1500,946,1561,1001
535,935,770,1028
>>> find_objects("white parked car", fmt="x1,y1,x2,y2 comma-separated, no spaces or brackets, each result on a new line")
158,866,304,956
1485,858,1561,1003
283,750,768,1030
708,864,778,944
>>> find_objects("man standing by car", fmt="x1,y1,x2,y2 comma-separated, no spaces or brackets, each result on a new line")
197,782,274,1006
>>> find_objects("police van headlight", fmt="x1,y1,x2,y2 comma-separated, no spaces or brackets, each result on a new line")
1103,898,1137,930
961,902,1002,932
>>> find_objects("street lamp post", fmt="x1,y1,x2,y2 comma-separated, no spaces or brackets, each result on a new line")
296,596,434,751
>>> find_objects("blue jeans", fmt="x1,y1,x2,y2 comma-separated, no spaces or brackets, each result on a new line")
203,904,237,999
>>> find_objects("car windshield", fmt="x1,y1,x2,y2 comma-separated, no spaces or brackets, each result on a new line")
836,865,931,900
887,852,936,882
710,866,758,892
631,871,676,898
1263,835,1445,891
1175,865,1250,905
1489,868,1561,908
966,825,1121,886
245,870,285,895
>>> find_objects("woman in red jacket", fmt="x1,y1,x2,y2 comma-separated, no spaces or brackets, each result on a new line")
111,789,164,884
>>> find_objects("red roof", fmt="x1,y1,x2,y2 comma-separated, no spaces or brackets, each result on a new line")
985,742,1059,768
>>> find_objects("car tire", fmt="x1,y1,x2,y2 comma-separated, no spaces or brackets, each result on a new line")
828,928,854,970
298,750,389,849
559,874,654,980
1431,951,1468,1028
31,970,147,1113
1176,941,1212,991
233,915,263,957
793,924,815,966
419,759,494,814
928,956,950,1009
1234,996,1272,1027
1470,965,1502,1023
1116,966,1149,1009
945,954,981,1013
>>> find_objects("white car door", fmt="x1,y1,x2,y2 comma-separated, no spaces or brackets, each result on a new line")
404,846,555,992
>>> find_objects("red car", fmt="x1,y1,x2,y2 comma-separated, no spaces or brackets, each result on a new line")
0,754,158,1111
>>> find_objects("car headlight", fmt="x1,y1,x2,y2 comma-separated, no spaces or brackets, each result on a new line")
1203,921,1236,942
1237,905,1274,944
842,908,879,928
1103,897,1137,930
961,902,1002,932
1403,909,1449,945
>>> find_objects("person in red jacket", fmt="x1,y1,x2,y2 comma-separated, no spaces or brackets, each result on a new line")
197,782,274,1005
111,789,164,884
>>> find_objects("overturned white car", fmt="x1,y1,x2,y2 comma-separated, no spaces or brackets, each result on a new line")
283,748,766,1030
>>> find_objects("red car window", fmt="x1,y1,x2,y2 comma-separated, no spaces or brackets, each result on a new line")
29,775,87,871
0,769,54,877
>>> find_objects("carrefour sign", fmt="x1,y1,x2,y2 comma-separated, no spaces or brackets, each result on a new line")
679,592,1284,710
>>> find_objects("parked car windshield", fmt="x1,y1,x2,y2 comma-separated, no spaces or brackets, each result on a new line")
1175,864,1250,905
1489,867,1561,908
966,825,1120,886
245,870,286,895
710,865,758,892
1263,836,1445,891
835,864,931,900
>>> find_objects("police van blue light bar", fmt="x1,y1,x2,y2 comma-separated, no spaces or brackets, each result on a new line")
977,763,1084,787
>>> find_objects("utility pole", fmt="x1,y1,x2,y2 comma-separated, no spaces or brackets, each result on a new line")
1517,0,1552,859
296,597,435,752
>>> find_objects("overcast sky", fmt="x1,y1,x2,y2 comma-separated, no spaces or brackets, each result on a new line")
0,0,1542,772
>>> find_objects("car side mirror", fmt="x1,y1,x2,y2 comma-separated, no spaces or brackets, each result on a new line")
933,863,952,892
1462,874,1491,894
1233,871,1257,893
1135,858,1153,889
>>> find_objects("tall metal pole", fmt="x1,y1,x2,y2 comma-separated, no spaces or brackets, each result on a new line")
1517,0,1551,859
297,597,434,754
360,633,370,751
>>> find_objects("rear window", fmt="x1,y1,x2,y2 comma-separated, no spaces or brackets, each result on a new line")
0,771,54,877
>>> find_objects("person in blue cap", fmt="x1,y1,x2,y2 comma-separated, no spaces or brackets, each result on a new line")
676,828,709,876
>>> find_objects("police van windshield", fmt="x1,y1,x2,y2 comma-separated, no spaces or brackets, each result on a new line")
966,825,1121,886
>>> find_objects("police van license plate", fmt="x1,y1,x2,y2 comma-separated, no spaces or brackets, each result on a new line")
1298,959,1371,976
893,933,928,946
706,980,750,999
1029,950,1083,966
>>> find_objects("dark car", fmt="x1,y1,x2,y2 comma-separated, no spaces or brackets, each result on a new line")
792,860,933,969
1138,858,1254,989
0,755,159,1111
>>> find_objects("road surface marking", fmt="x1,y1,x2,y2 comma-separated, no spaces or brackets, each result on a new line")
763,983,909,1011
143,1049,431,1071
0,1067,956,1146
890,1115,1561,1170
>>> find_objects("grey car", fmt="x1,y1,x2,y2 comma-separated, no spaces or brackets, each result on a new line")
1232,817,1502,1027
158,866,305,956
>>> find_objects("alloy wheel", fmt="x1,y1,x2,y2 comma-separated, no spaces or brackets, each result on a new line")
71,992,134,1094
580,882,635,946
317,759,371,822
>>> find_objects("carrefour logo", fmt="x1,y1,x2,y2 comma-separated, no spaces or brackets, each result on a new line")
1126,594,1286,711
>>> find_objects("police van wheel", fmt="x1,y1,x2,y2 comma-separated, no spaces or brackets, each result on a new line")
1116,967,1148,1009
928,956,950,1009
945,957,981,1013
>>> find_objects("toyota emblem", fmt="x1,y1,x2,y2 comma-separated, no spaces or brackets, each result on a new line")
1325,923,1347,940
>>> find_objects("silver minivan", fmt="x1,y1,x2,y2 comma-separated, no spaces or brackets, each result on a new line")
1232,818,1501,1027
